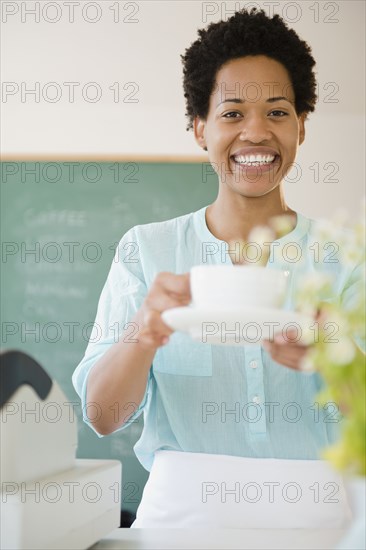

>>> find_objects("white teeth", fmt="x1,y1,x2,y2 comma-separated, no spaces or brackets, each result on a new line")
233,154,276,165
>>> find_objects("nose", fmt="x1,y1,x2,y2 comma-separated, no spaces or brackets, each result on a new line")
239,114,272,143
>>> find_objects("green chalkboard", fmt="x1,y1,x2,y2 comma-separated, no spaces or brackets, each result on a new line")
1,161,218,515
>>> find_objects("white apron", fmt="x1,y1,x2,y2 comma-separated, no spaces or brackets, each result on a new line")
131,451,351,528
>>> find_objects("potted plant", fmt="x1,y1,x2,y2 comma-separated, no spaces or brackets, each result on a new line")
242,205,365,548
242,204,366,550
293,207,365,550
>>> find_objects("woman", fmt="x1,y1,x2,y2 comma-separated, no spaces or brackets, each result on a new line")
73,8,356,528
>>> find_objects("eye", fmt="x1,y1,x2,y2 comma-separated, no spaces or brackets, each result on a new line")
222,111,242,119
269,110,288,117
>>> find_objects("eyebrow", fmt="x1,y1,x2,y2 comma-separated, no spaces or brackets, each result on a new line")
216,96,293,107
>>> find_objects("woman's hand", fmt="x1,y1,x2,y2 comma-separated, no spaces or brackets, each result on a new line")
262,310,325,371
135,272,191,351
262,329,312,371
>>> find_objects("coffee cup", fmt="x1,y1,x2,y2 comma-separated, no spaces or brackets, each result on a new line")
190,265,288,310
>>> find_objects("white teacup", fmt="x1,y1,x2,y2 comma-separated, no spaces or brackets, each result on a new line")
190,265,288,310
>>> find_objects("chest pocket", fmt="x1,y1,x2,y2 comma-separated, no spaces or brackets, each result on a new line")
153,331,213,376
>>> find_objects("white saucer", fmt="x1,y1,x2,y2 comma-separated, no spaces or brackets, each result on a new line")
162,305,313,346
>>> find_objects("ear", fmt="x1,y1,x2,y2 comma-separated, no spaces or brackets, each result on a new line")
193,116,207,151
298,113,306,145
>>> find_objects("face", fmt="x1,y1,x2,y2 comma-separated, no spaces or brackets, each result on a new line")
194,55,305,198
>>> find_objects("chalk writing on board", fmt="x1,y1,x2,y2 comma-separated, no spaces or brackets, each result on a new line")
15,259,91,274
150,197,174,220
22,300,56,318
24,209,87,227
4,240,119,268
25,282,87,299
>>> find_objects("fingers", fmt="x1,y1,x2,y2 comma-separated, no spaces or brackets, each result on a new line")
262,340,309,370
137,272,191,350
138,309,174,350
155,272,191,300
145,272,191,313
262,329,311,371
146,272,191,311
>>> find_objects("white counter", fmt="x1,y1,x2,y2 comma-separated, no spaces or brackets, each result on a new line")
91,528,346,549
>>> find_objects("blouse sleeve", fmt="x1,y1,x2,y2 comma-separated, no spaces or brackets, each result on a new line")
72,226,152,437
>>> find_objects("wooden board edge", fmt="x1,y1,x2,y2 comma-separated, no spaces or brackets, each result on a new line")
0,154,209,164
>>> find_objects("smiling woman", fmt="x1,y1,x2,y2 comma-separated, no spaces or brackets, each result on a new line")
194,55,305,207
72,8,360,529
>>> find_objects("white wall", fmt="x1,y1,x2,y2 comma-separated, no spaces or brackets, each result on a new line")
1,0,365,217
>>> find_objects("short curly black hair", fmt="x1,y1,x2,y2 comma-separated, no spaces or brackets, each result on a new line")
181,8,317,131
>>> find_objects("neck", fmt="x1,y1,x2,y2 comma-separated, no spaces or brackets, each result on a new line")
205,188,296,244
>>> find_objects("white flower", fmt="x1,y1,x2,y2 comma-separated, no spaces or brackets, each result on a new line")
301,272,333,293
295,272,334,313
321,308,349,332
299,355,316,374
247,225,275,247
311,206,365,268
297,302,318,317
338,224,366,266
244,225,275,266
269,214,296,237
300,324,318,346
313,218,342,242
324,337,356,365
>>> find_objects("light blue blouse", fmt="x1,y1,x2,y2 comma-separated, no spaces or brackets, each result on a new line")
72,206,362,471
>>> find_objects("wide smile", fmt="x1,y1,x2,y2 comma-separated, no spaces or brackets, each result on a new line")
230,153,280,173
